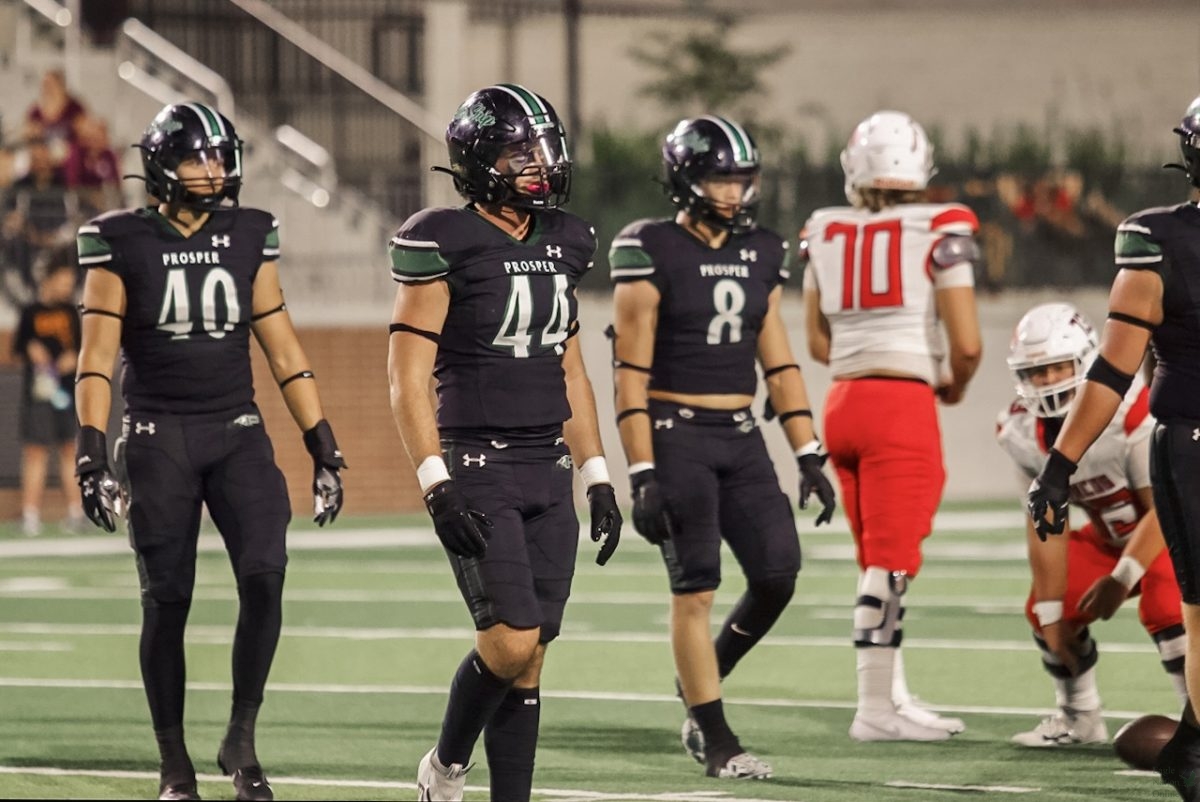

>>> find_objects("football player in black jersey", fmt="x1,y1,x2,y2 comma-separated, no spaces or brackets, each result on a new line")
608,116,836,779
1027,95,1200,801
74,103,345,802
387,84,622,802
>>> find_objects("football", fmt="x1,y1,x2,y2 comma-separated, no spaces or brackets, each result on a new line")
1113,714,1178,771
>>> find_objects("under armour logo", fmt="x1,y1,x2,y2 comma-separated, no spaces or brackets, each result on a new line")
462,453,486,468
654,418,674,430
134,422,156,435
1194,428,1199,442
739,248,757,262
546,245,563,258
212,235,231,248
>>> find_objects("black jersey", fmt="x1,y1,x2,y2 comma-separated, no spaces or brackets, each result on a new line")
608,219,790,395
1114,201,1200,421
76,206,280,414
389,205,596,432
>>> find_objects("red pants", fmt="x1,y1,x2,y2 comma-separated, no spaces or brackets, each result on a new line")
1024,522,1183,636
824,378,945,577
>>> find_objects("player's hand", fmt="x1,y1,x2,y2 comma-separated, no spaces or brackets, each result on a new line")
303,419,346,526
797,453,836,526
936,382,966,405
586,483,622,566
75,424,122,533
1027,449,1077,541
630,468,674,545
423,480,492,558
1079,575,1129,621
1040,620,1081,677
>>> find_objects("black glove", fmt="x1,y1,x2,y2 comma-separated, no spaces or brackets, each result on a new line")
797,451,836,526
1027,448,1076,541
586,483,622,566
303,419,346,526
630,468,674,545
423,480,492,558
75,425,122,533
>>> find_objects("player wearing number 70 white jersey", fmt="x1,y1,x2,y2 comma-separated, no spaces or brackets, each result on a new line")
801,110,983,742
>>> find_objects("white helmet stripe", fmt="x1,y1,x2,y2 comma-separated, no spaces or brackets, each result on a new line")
493,84,550,122
700,115,755,166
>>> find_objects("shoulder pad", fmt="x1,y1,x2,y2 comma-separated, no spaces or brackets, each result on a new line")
608,218,664,281
1114,209,1169,269
931,234,980,269
929,204,979,234
389,207,458,283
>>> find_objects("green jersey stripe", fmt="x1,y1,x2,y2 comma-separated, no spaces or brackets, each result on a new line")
76,231,112,259
264,228,281,250
390,246,451,278
1114,229,1162,259
608,245,654,269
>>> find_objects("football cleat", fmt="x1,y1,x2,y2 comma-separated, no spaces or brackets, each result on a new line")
158,780,200,801
681,715,706,764
850,709,952,742
1156,724,1200,802
1010,708,1108,747
896,699,966,734
417,746,470,802
217,749,273,801
706,751,772,780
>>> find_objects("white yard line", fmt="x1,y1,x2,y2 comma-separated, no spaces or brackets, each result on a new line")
884,781,1039,793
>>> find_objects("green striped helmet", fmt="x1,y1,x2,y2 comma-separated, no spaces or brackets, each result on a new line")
441,84,572,210
137,102,244,211
662,115,761,233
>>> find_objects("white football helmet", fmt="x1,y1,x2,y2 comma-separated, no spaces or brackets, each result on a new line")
840,111,935,205
1007,302,1099,418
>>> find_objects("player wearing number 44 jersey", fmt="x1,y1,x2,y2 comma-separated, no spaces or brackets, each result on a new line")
74,103,345,802
802,110,982,742
387,84,622,802
609,115,836,780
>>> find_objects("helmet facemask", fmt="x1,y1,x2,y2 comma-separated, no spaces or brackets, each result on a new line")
681,167,761,235
484,126,572,210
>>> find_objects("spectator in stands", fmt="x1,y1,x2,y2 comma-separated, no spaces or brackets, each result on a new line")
24,69,86,169
13,258,81,535
2,137,77,302
65,115,123,215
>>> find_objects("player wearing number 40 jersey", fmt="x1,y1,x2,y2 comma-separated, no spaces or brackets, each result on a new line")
801,110,982,742
609,115,835,781
74,103,345,802
387,84,622,802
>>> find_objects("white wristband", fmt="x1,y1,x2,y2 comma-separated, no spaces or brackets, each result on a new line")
1111,555,1146,590
578,456,611,488
795,439,824,458
416,455,451,493
628,461,655,476
1032,600,1064,628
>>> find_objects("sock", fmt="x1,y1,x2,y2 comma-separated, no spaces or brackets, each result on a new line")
856,646,896,715
713,577,794,678
892,647,913,706
220,699,262,770
1052,666,1101,712
140,601,191,731
484,686,540,802
690,698,739,768
154,724,195,786
231,572,284,705
436,650,513,767
1154,624,1188,705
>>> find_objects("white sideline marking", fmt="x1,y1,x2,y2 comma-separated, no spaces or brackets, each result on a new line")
0,766,772,801
0,676,1159,721
0,641,70,652
885,781,1039,793
0,622,1164,655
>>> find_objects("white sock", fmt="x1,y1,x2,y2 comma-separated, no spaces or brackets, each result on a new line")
1170,671,1189,705
1053,666,1101,712
857,647,896,715
893,648,913,706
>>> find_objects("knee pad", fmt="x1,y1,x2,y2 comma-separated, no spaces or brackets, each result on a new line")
854,567,907,647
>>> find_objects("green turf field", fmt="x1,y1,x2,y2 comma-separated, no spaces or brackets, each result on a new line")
0,505,1183,800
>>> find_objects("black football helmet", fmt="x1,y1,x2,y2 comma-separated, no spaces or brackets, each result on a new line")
135,102,243,211
438,84,571,210
662,116,761,234
1168,95,1200,188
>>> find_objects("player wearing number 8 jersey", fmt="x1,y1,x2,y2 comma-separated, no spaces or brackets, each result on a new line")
609,115,835,780
387,84,622,802
801,110,982,742
74,102,345,801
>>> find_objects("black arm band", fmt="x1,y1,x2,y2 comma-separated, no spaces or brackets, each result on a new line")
613,360,652,374
303,418,346,468
79,306,123,320
279,370,315,389
75,371,111,385
389,322,441,345
1085,354,1134,398
778,409,814,424
75,424,108,476
251,302,287,322
1107,311,1157,332
616,408,650,424
764,363,800,379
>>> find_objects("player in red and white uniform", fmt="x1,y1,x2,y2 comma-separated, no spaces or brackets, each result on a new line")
998,302,1185,747
802,110,982,741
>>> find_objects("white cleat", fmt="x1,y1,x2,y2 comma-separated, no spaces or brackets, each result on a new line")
417,747,470,801
850,709,952,742
896,700,966,734
1010,708,1108,747
681,715,706,764
707,751,772,779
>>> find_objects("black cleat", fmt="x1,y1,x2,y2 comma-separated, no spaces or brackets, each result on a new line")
218,749,274,801
158,778,200,801
1157,726,1200,802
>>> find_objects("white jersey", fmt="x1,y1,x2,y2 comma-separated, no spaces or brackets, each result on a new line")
802,203,978,385
995,376,1154,548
